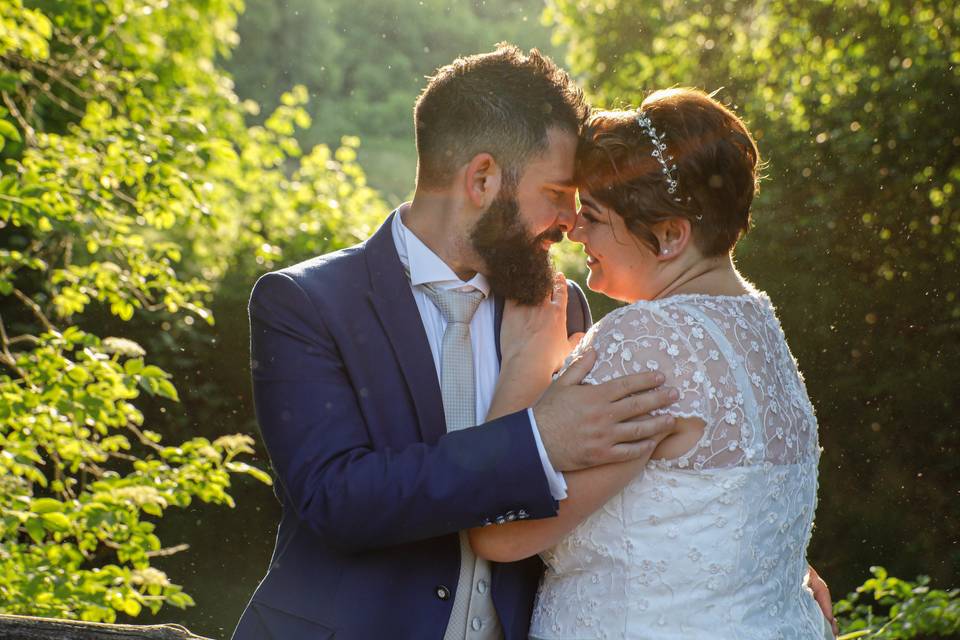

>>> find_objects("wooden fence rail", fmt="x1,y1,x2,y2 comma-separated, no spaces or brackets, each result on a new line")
0,614,212,640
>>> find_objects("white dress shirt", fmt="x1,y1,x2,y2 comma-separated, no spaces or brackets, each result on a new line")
391,206,567,500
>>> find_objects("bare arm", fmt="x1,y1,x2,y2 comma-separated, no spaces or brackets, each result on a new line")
468,453,653,562
808,565,838,636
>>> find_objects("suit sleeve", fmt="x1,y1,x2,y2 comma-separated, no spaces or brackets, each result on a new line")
248,271,558,553
565,280,593,335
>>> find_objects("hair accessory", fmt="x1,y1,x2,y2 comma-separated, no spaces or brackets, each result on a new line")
636,110,682,202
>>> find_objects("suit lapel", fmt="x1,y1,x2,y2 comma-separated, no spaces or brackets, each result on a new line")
493,294,505,365
365,211,447,444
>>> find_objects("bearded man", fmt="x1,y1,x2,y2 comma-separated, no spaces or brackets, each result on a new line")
231,45,687,640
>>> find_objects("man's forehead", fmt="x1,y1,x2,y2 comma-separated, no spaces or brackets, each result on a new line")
520,127,577,185
544,178,576,190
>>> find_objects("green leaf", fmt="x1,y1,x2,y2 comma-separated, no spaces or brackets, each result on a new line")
122,599,142,617
140,365,167,379
30,498,64,514
40,512,71,532
0,73,19,92
154,379,179,401
0,119,21,144
67,366,90,384
226,461,273,485
25,517,45,543
124,358,144,375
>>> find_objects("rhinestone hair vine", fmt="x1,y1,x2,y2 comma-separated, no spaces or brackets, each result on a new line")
636,109,683,203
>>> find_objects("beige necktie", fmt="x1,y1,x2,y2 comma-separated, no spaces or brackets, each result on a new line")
419,283,503,640
419,284,485,431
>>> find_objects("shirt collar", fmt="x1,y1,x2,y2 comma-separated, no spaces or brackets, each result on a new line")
392,204,491,297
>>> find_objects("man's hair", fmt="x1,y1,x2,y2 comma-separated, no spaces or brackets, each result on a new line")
414,43,588,189
576,88,760,257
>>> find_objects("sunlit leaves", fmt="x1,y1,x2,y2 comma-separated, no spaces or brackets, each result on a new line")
0,0,52,60
0,0,390,623
0,328,270,621
0,0,304,622
835,567,960,639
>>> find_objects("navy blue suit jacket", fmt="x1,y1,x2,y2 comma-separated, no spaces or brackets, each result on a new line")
232,211,592,639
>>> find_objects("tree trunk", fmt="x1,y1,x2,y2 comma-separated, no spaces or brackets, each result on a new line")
0,614,212,640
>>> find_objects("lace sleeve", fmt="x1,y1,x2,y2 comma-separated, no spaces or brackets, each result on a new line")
581,303,711,423
565,302,751,469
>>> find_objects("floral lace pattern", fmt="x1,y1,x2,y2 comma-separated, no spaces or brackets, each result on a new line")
530,293,827,639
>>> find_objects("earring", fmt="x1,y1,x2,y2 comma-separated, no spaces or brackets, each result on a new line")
662,248,670,255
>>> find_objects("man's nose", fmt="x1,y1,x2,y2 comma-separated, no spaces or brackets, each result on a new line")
556,195,578,232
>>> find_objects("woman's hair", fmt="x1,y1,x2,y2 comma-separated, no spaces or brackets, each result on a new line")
575,88,760,256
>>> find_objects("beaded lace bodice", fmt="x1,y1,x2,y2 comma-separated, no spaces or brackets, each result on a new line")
529,292,826,639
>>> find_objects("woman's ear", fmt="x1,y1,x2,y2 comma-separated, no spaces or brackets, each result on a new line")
654,217,692,260
463,152,502,208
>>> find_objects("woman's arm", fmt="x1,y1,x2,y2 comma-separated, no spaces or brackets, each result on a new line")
468,453,654,562
471,394,682,562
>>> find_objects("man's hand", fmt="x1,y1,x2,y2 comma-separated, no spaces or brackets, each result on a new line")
808,565,837,636
532,348,678,472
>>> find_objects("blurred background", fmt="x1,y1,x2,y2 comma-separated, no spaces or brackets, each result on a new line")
0,0,957,638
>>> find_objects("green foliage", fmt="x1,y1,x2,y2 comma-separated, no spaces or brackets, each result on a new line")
547,0,960,589
0,0,384,623
224,0,562,200
836,567,960,639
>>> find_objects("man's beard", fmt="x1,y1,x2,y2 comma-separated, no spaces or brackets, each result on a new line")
470,187,562,306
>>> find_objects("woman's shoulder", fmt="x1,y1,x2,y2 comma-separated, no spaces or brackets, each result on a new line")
591,298,675,333
591,291,771,335
576,292,775,375
574,300,697,381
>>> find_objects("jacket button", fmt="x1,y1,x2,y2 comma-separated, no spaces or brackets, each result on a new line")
436,585,451,601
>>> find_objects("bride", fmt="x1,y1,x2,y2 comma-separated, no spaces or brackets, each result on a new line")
469,88,833,639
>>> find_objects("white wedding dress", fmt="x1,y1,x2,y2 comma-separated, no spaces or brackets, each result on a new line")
529,292,830,640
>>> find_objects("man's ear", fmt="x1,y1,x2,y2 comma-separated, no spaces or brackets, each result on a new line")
654,217,692,260
463,152,502,208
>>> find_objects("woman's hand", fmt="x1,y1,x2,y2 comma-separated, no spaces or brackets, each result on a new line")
499,273,571,379
487,273,573,421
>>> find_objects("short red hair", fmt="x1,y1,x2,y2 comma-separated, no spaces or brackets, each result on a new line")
576,88,760,256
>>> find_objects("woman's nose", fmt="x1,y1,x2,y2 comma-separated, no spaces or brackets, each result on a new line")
567,216,586,243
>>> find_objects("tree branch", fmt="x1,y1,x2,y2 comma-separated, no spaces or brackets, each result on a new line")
126,422,164,453
0,312,31,379
144,543,190,559
0,91,36,146
12,288,56,334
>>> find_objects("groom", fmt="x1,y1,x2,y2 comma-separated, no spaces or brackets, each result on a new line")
232,45,833,639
